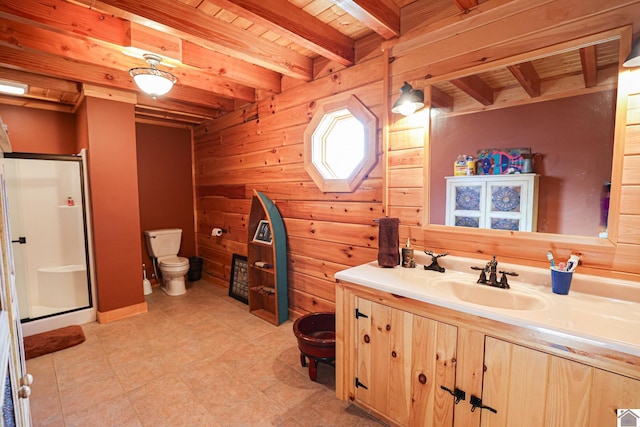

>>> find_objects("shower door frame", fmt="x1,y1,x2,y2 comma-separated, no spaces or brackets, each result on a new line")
4,151,96,335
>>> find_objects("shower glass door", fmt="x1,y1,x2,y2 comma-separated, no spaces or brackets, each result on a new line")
3,153,92,322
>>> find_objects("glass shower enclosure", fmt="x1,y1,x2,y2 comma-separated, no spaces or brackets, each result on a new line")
3,150,95,335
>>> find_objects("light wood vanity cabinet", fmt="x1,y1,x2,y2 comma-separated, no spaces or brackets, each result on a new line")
482,337,640,427
353,297,457,426
336,282,640,427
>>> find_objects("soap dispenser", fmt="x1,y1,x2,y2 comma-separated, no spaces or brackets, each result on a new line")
402,238,416,268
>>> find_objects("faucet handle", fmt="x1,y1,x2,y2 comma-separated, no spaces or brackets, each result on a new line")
498,270,518,289
471,266,487,284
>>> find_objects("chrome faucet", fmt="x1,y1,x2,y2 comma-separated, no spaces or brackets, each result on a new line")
471,255,518,289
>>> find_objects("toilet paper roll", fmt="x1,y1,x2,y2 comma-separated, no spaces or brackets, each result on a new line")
212,228,223,237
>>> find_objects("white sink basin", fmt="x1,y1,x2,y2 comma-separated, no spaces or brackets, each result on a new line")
427,279,549,311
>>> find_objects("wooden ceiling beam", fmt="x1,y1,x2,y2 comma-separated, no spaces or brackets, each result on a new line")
0,16,255,102
0,48,233,111
73,0,313,80
181,41,281,93
0,93,75,112
579,45,598,88
450,74,494,106
428,85,454,111
136,97,220,121
0,68,80,94
123,21,183,63
453,0,479,12
204,0,355,66
0,0,125,45
0,0,282,93
329,0,400,40
508,62,541,98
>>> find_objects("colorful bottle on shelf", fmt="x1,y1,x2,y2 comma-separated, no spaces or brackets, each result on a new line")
67,196,74,206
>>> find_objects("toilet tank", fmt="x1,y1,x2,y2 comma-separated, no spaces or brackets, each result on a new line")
144,229,182,258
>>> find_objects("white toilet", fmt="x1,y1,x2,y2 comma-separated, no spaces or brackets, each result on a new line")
144,229,189,296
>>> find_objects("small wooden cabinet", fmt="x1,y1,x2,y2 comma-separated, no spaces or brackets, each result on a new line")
247,190,288,325
336,282,640,427
445,174,539,232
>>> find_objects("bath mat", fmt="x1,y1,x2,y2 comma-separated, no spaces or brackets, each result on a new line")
24,325,86,360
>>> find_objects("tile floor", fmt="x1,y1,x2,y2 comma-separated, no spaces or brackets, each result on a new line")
26,280,386,426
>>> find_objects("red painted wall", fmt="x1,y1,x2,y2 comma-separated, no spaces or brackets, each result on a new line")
83,97,144,312
136,123,195,279
429,91,615,236
0,105,77,153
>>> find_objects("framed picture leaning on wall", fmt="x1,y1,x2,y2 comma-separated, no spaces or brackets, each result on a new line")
229,254,248,304
252,219,272,245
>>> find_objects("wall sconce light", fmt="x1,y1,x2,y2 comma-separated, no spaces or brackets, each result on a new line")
391,82,425,116
623,39,640,68
0,80,28,96
129,54,177,98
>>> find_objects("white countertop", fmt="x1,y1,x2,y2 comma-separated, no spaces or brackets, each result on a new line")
335,254,640,358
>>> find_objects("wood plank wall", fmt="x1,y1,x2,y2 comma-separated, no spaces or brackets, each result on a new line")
194,41,387,318
194,0,640,319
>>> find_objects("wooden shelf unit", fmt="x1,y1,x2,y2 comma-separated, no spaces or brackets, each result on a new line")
247,190,288,325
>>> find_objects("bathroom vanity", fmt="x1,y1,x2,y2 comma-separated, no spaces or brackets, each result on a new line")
334,255,640,427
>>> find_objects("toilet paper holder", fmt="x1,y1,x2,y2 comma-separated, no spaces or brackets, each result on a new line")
211,227,226,237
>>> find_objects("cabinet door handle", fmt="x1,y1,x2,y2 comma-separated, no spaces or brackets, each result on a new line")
18,385,31,399
440,385,465,404
470,395,497,414
20,373,33,386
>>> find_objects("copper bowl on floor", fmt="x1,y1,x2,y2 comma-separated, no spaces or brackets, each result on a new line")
292,312,335,381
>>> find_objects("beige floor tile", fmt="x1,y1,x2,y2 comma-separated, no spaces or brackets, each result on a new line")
26,279,385,427
63,395,142,427
110,352,178,392
214,391,290,426
58,368,124,416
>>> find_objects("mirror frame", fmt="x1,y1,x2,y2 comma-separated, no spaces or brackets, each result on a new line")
421,26,631,260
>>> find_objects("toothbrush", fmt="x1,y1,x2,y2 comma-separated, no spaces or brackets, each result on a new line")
546,251,555,267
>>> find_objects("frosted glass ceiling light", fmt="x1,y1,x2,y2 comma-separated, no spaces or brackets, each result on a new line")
0,80,28,96
129,54,177,98
391,82,424,116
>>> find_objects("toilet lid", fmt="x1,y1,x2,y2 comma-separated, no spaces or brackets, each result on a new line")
159,256,189,267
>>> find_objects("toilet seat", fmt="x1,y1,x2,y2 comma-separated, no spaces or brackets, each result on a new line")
159,256,189,268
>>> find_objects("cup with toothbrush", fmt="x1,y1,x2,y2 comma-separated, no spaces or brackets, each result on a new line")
549,253,579,295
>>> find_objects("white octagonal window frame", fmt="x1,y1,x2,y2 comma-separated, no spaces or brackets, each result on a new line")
304,95,378,193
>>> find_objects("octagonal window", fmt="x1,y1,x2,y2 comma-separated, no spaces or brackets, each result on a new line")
304,95,378,192
312,109,365,179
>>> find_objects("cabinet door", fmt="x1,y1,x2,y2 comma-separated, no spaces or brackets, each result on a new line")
446,181,485,228
588,369,640,427
481,338,640,427
484,180,530,231
355,298,457,426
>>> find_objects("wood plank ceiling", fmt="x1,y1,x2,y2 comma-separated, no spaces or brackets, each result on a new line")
0,0,614,126
0,0,422,126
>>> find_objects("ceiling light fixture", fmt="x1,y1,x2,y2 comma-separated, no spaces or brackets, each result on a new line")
0,80,28,96
129,54,177,98
623,38,640,67
391,82,425,116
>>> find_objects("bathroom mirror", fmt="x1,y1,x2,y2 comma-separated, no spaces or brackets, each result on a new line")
424,29,626,240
